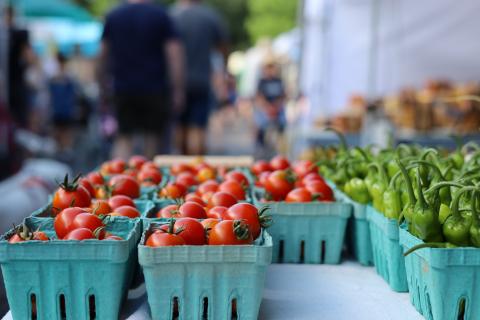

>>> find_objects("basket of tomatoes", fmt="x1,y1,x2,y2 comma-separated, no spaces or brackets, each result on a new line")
138,213,272,320
0,215,140,320
251,156,352,264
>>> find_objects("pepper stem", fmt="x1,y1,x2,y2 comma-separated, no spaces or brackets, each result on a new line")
396,159,416,205
403,242,449,256
450,186,480,218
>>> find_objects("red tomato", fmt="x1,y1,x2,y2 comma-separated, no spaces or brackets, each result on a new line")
207,206,229,219
226,203,269,239
196,167,216,183
201,191,214,204
156,204,179,218
251,160,272,176
174,218,205,245
108,195,135,210
197,180,219,195
305,180,334,201
103,235,123,241
64,228,95,240
225,171,249,186
109,175,140,198
33,231,49,241
292,160,316,179
52,175,91,216
185,193,206,206
54,207,87,238
160,183,187,199
91,199,112,215
128,155,148,170
201,218,220,230
170,163,194,176
256,171,271,187
209,192,237,208
146,232,185,247
110,206,141,218
79,178,95,198
86,172,104,186
219,180,246,200
139,161,155,171
270,156,290,171
176,172,198,188
101,159,126,175
263,170,294,201
302,172,324,184
178,201,207,219
208,220,253,245
72,213,104,233
137,168,162,185
123,168,139,179
285,188,313,202
8,234,24,243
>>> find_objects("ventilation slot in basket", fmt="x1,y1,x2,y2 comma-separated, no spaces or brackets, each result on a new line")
172,297,179,320
89,294,96,320
30,293,37,320
457,298,466,320
299,241,305,263
231,298,238,320
278,240,284,263
202,297,208,319
320,240,326,263
59,294,66,320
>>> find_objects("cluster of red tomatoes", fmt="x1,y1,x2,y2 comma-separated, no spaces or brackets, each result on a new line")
252,156,334,202
146,202,269,246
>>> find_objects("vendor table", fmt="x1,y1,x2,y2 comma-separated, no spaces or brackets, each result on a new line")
2,261,423,320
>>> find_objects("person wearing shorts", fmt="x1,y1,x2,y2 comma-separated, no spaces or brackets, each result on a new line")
171,0,228,155
101,0,184,159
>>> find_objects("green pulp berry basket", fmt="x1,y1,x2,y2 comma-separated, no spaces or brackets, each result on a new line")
254,191,351,264
0,217,141,320
400,227,480,320
138,220,272,320
367,206,408,292
334,189,373,266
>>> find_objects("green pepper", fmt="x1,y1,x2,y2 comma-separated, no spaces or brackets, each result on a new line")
344,177,371,204
418,148,438,186
383,170,403,220
411,168,443,242
410,160,451,206
438,203,451,224
442,186,478,246
470,191,480,247
368,162,389,213
397,159,417,228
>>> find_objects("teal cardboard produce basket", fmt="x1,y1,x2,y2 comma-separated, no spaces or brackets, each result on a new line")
334,190,373,266
400,227,480,320
254,192,351,264
367,206,408,292
138,220,272,320
0,217,141,320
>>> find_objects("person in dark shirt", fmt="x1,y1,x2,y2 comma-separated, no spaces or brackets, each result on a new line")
171,0,228,155
100,0,184,159
255,61,286,147
6,5,33,128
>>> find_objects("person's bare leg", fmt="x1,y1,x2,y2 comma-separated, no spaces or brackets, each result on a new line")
186,127,207,155
112,134,133,160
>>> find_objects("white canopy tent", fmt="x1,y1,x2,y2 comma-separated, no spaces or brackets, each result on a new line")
300,0,480,120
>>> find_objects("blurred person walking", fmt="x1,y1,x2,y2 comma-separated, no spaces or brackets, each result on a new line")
171,0,228,155
254,60,287,155
5,5,34,128
100,0,184,159
48,53,79,157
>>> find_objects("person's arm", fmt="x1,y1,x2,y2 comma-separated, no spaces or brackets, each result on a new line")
165,39,185,114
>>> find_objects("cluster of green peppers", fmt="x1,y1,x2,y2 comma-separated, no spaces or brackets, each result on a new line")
318,129,480,250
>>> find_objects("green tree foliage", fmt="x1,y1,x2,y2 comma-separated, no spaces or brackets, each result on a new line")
245,0,298,44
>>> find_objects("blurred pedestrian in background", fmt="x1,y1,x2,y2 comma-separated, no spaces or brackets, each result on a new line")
254,59,286,152
100,0,184,159
171,0,228,155
48,53,79,157
5,5,34,128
